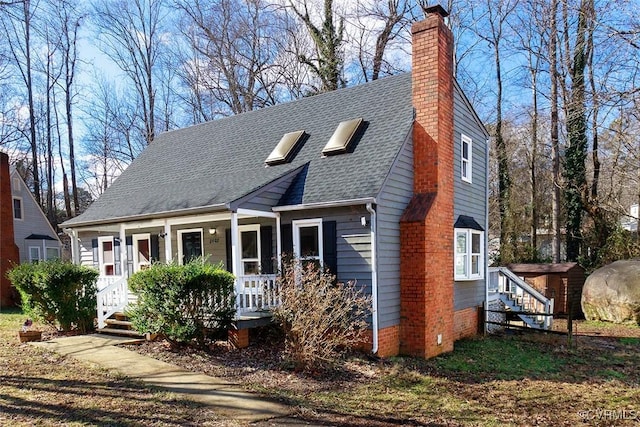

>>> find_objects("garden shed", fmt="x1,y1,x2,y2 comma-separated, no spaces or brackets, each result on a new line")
506,263,585,318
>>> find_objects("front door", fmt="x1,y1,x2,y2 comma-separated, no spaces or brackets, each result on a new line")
133,234,151,272
179,229,203,264
239,224,260,275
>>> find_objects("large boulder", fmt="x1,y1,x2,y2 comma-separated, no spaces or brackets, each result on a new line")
582,260,640,324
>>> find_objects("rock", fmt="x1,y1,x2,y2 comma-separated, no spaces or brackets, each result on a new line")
581,260,640,324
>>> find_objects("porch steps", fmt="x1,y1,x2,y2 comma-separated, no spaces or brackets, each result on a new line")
97,312,145,339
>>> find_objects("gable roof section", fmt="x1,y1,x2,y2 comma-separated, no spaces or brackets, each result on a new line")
64,73,414,227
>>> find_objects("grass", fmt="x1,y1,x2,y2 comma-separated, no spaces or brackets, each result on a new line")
1,308,640,426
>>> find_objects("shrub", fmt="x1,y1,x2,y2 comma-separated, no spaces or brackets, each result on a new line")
7,261,98,333
272,259,371,372
127,259,235,346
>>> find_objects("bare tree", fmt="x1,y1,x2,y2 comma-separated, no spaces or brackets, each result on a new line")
176,0,284,118
93,0,167,144
474,0,519,262
1,0,41,204
348,0,411,82
288,0,345,93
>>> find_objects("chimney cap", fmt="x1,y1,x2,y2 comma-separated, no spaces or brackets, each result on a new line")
424,4,449,18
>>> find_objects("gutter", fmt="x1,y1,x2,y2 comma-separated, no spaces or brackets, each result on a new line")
272,197,376,212
366,203,379,355
60,203,228,229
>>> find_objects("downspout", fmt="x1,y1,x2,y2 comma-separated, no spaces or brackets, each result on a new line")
484,138,490,334
366,203,379,354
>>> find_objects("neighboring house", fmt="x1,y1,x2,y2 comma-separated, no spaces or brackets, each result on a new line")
0,152,62,306
62,6,489,358
10,167,62,263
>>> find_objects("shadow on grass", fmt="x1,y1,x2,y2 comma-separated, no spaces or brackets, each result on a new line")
0,375,207,426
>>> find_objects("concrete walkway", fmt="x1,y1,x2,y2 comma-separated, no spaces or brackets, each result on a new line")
32,334,292,423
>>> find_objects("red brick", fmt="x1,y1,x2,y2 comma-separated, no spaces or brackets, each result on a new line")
399,9,455,359
0,152,19,307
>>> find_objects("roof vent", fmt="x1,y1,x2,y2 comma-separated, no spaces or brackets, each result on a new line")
265,130,305,165
322,118,363,155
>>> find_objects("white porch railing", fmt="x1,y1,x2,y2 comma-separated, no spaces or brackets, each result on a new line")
96,274,280,325
235,274,279,316
96,276,128,328
488,267,554,330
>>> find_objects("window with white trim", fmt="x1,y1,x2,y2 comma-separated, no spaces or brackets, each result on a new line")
455,228,483,280
292,219,323,267
13,197,23,220
29,246,41,263
45,247,60,260
239,224,261,275
461,134,472,183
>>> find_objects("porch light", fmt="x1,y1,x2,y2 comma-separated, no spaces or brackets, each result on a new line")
158,232,167,239
208,227,217,235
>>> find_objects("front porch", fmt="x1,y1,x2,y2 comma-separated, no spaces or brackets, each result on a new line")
65,208,284,330
96,274,279,329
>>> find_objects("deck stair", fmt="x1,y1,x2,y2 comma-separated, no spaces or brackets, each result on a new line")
97,312,144,338
488,267,554,330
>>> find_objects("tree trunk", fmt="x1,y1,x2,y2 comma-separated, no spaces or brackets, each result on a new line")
550,0,561,263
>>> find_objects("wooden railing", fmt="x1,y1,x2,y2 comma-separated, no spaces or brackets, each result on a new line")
235,274,279,315
488,267,554,329
96,276,128,328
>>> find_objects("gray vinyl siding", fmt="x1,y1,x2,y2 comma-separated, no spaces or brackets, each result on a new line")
10,171,61,263
375,132,414,329
235,171,298,212
280,206,372,295
453,85,489,310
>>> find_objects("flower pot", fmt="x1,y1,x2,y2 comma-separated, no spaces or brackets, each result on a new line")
18,330,42,343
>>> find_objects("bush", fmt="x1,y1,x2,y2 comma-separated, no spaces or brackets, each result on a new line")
272,259,371,372
7,261,98,333
127,259,235,346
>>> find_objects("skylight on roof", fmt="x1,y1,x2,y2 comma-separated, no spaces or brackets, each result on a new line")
322,118,363,155
265,130,305,165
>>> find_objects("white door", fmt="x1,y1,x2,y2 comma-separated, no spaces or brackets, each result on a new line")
133,234,151,272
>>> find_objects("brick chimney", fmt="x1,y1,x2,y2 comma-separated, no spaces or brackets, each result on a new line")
0,152,19,307
399,5,455,358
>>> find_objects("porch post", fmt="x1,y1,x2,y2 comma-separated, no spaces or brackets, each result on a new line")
231,211,240,315
119,224,127,278
275,214,282,271
66,229,80,264
163,220,172,263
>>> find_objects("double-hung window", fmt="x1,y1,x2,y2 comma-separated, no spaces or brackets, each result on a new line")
461,134,472,183
13,197,22,220
455,228,483,280
292,219,323,268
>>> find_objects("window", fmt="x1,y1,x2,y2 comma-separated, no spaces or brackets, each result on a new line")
98,236,116,276
13,197,22,220
292,219,323,267
45,247,60,260
455,228,483,280
29,246,41,263
461,134,472,183
239,225,261,275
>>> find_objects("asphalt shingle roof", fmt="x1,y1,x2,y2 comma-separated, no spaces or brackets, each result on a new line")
64,73,414,226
